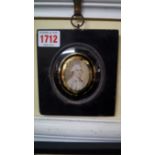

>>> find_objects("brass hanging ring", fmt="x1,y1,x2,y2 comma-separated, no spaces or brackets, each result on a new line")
71,15,85,29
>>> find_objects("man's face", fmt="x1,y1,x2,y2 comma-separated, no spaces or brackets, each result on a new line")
73,68,83,78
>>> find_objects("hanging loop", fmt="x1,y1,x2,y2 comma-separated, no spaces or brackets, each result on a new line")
71,0,85,29
71,14,84,29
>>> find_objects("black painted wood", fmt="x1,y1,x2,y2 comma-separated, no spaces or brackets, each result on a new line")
37,29,119,116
